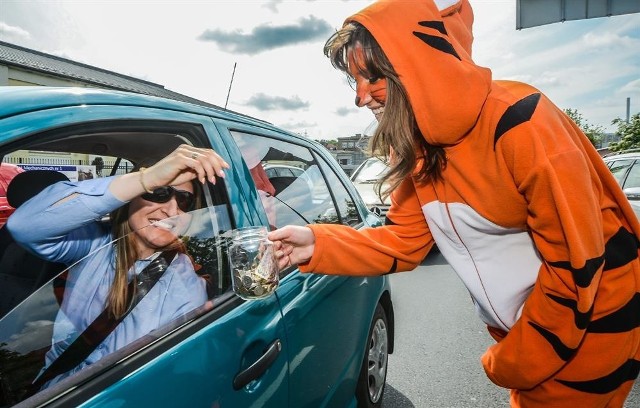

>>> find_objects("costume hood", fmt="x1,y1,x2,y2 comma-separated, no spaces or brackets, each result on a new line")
346,0,492,146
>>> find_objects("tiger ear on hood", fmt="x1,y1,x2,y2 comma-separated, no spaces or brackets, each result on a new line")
437,0,474,57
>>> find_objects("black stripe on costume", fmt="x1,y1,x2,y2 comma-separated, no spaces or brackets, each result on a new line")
556,359,640,394
412,31,461,61
603,227,639,271
548,255,604,288
588,293,640,333
417,21,448,35
387,258,398,274
529,322,577,361
546,293,593,330
493,93,541,147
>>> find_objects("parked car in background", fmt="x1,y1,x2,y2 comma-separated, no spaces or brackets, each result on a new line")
350,157,391,219
0,87,394,408
0,163,23,228
603,150,640,219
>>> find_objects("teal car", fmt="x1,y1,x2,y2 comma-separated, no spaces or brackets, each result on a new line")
0,87,394,408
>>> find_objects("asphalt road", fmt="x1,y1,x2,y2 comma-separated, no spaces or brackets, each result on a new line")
382,250,640,408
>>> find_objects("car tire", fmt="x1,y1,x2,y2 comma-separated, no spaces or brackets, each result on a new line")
356,303,389,408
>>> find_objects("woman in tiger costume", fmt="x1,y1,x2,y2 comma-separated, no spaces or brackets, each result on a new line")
268,0,640,406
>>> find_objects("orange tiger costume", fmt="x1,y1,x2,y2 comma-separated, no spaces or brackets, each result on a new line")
301,0,640,406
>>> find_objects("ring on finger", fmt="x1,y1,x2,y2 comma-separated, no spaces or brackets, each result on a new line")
191,152,199,160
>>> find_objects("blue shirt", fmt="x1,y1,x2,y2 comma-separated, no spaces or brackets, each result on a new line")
7,176,207,386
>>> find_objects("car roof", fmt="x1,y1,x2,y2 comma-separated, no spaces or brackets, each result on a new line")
603,150,640,161
0,87,325,158
0,86,273,130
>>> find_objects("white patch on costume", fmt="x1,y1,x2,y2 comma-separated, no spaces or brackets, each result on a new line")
423,201,541,331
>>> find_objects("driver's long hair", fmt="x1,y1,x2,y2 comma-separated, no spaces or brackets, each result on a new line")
324,22,446,197
107,180,202,318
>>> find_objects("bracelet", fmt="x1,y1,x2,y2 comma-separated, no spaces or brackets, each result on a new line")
138,167,154,194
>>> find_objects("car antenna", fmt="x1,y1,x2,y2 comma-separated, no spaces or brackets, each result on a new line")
224,62,237,110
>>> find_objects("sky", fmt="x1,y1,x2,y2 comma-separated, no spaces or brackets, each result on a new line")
0,0,638,140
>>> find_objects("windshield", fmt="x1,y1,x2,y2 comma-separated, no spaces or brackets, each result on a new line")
352,158,389,183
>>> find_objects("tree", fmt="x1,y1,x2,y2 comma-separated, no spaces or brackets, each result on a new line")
607,112,640,152
563,108,605,147
318,139,339,151
319,139,338,145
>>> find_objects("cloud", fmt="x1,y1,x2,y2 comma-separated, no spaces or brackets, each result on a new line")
532,73,560,87
621,78,640,94
197,15,332,55
5,320,54,354
582,30,636,50
335,107,357,116
0,21,30,41
263,0,283,12
263,0,321,13
279,120,317,131
245,93,310,111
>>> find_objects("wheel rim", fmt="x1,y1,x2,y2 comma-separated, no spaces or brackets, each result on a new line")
367,317,388,403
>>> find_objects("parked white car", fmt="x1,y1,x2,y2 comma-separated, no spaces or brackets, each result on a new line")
603,150,640,219
350,157,391,218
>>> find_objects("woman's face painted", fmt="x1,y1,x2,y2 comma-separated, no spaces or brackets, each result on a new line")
347,44,387,122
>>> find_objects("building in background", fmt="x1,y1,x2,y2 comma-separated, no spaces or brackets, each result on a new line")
330,134,370,176
0,40,232,172
0,40,222,108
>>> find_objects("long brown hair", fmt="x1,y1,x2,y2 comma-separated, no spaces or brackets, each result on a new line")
107,179,202,318
324,22,446,197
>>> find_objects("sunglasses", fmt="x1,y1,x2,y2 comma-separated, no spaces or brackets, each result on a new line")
141,186,196,212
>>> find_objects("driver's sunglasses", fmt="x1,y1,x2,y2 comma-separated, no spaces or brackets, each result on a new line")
141,186,195,212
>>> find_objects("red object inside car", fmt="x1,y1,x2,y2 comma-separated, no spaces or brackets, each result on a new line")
0,163,24,228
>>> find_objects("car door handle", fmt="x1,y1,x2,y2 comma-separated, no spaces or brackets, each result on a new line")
233,339,282,390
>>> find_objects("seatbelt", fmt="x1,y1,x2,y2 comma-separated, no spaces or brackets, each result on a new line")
27,249,178,394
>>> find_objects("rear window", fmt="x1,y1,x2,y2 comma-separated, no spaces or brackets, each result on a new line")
607,159,635,186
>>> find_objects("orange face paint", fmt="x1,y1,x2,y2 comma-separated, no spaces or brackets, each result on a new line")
347,45,387,107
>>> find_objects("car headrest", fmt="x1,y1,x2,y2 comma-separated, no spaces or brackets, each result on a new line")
6,170,70,208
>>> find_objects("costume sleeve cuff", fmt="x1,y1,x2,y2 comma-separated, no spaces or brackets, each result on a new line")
298,225,325,273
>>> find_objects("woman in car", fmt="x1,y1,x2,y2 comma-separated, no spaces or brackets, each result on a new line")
7,145,229,389
268,0,640,406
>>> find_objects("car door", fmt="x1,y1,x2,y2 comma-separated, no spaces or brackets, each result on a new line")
221,124,386,407
0,97,290,407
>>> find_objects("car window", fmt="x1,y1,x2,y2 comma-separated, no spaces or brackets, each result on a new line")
608,159,635,186
316,155,362,226
231,132,361,228
5,150,133,179
0,129,233,405
623,160,640,190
